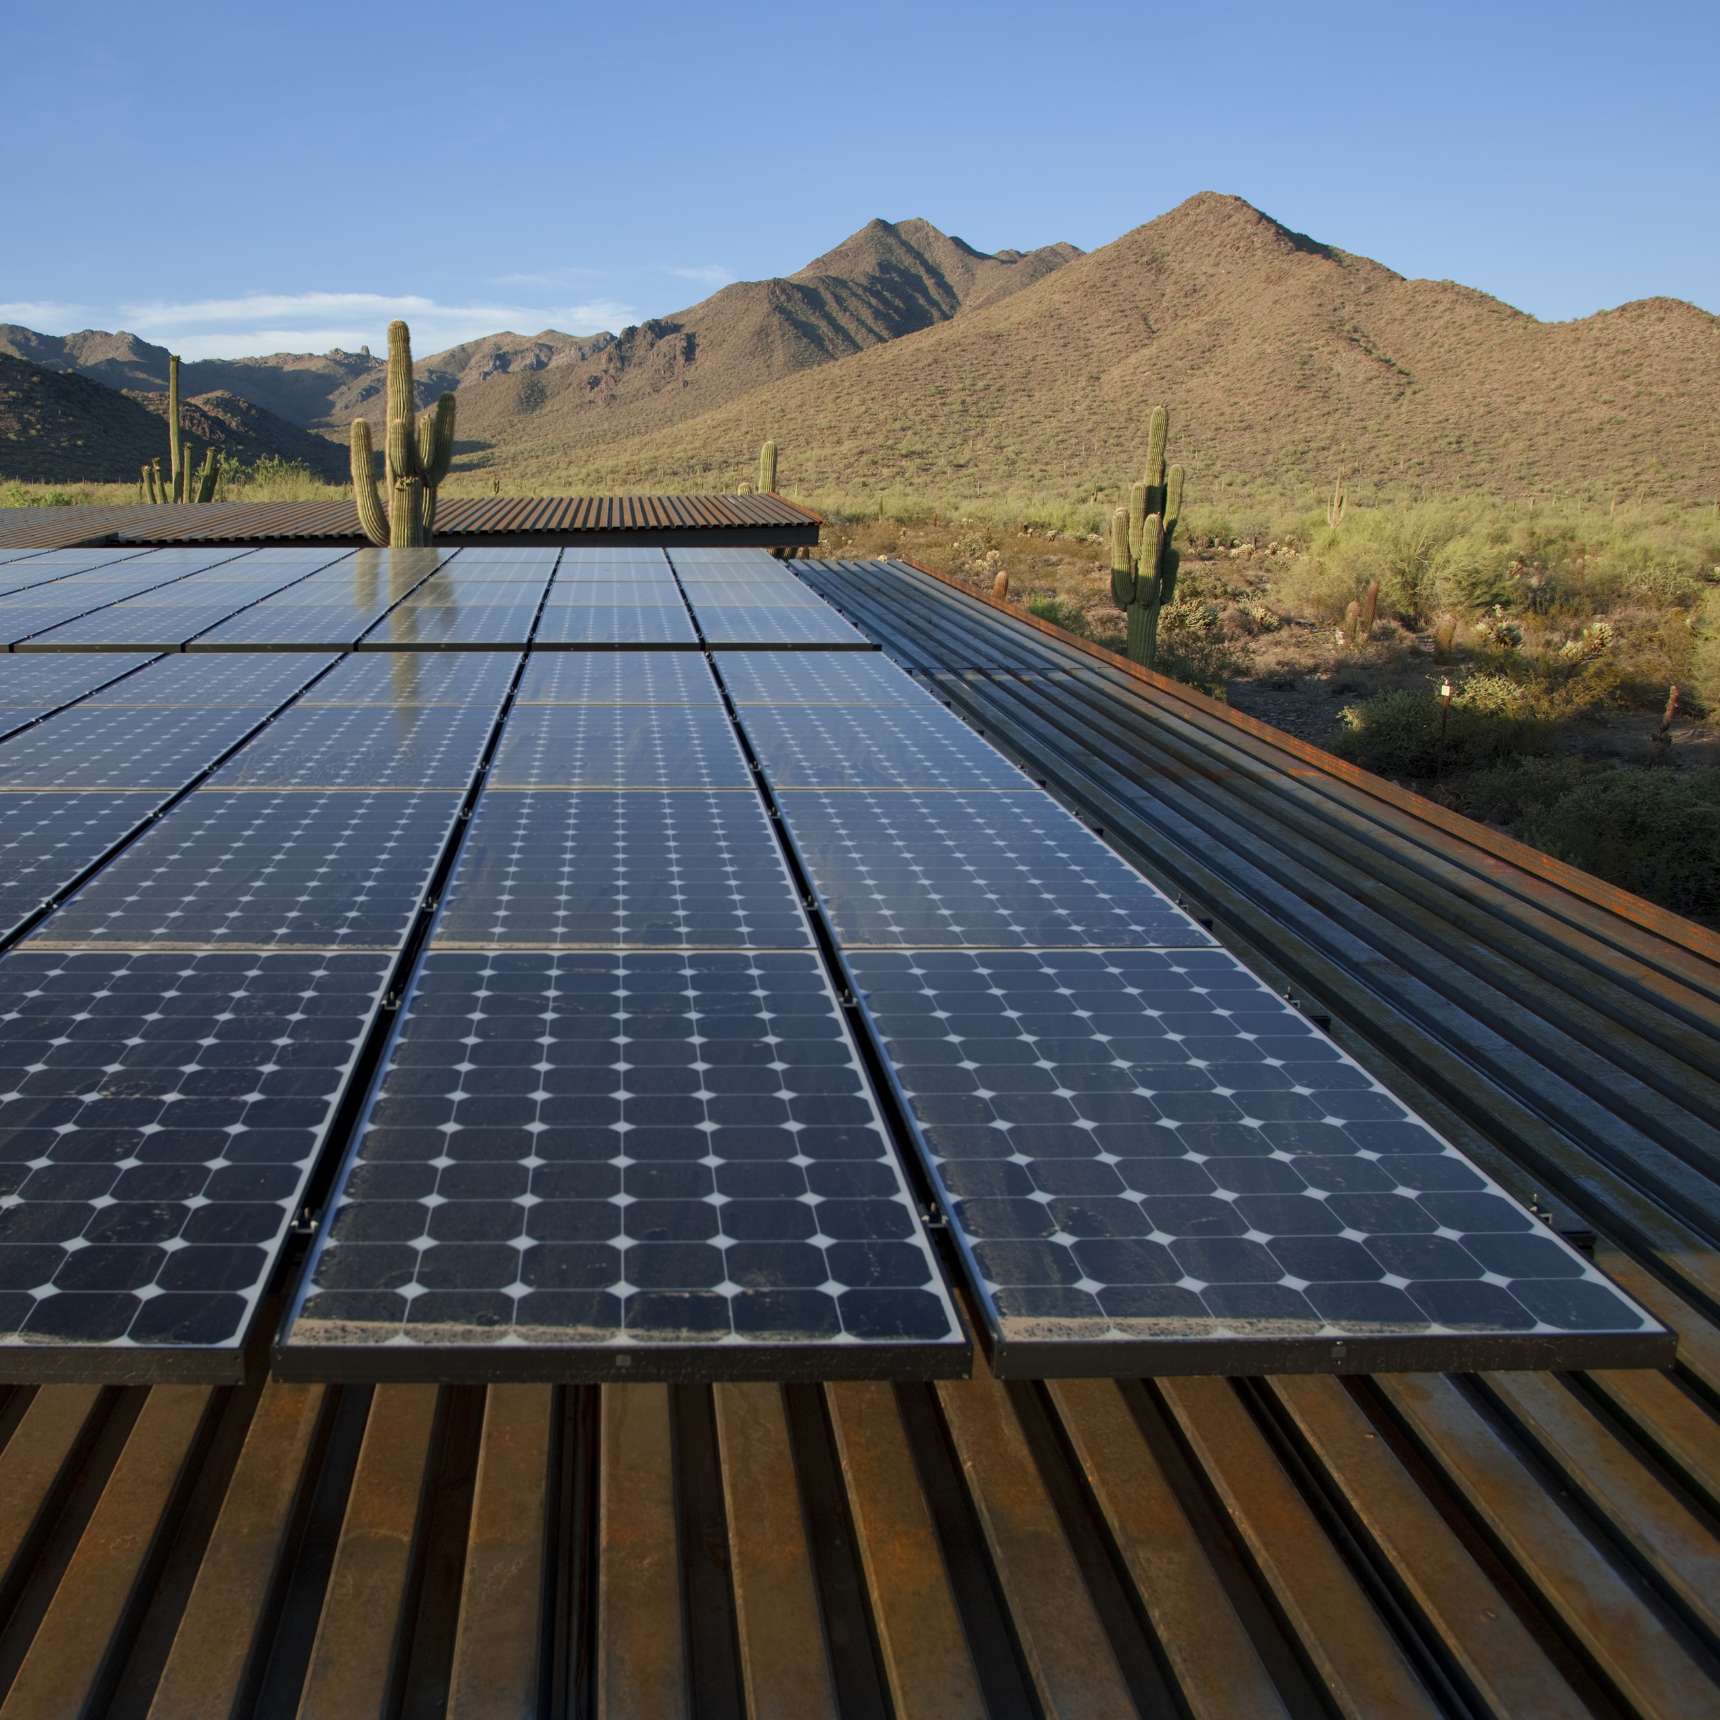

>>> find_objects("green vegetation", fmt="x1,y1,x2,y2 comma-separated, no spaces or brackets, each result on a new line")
351,320,456,548
758,440,778,494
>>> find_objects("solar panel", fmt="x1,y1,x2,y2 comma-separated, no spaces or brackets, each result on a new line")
204,705,503,792
0,704,291,791
0,548,151,598
0,792,162,943
0,655,159,737
31,790,465,951
776,789,1218,950
540,581,678,604
436,788,814,951
845,946,1665,1373
275,949,964,1380
531,602,698,647
694,607,871,648
514,651,724,707
488,706,752,790
15,551,349,652
298,651,519,709
357,569,551,650
0,947,390,1376
734,703,1030,791
716,651,924,707
4,550,253,648
190,549,446,650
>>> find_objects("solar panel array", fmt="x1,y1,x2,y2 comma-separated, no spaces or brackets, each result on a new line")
0,547,1671,1384
278,650,963,1379
0,650,514,1378
713,651,1670,1375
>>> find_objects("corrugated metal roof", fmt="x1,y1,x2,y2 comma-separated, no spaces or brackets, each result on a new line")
0,559,1715,1717
0,494,823,550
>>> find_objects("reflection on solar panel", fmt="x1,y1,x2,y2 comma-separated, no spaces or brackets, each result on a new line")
0,948,389,1374
357,566,551,650
777,789,1217,950
0,654,158,738
191,549,446,649
438,789,812,950
735,703,1030,790
514,651,723,707
717,650,923,706
489,706,751,789
31,790,463,951
0,548,150,598
297,651,518,709
847,948,1664,1373
276,950,964,1380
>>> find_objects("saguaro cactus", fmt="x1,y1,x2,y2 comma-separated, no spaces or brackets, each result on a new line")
758,439,778,494
350,320,456,547
167,355,184,502
1110,404,1184,667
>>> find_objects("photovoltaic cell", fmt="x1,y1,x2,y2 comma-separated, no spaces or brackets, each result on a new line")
276,949,964,1380
358,571,550,650
776,789,1217,950
488,705,752,790
436,789,813,951
297,651,519,709
0,948,390,1377
846,946,1667,1374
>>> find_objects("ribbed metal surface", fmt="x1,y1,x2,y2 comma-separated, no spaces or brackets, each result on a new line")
0,495,823,550
0,560,1714,1716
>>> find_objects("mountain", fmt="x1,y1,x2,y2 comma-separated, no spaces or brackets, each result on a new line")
485,194,1720,503
0,353,348,482
356,220,1079,449
1,218,1077,443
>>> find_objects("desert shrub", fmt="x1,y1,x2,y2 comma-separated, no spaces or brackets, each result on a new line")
1687,588,1720,718
1026,595,1088,634
1332,683,1551,777
1431,531,1520,614
1516,766,1720,920
1307,502,1479,623
220,457,333,502
1155,597,1241,696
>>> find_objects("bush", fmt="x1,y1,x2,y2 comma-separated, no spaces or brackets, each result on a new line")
1464,763,1720,921
1332,683,1551,777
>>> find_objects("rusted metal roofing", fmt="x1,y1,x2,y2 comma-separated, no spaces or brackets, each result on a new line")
0,493,823,551
0,559,1715,1716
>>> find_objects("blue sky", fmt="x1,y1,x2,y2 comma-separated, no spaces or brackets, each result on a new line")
3,0,1714,357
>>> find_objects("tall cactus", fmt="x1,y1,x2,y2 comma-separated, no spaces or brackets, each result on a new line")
1110,404,1185,667
1327,475,1346,529
350,320,456,547
758,439,778,494
167,355,184,502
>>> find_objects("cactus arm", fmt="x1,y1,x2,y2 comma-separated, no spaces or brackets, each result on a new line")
192,448,219,504
758,439,778,493
418,394,457,487
1163,463,1184,542
1127,481,1147,563
1135,513,1167,666
1109,508,1136,607
350,419,390,546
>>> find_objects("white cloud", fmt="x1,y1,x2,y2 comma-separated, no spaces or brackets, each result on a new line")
0,300,91,328
98,290,643,358
663,264,735,288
